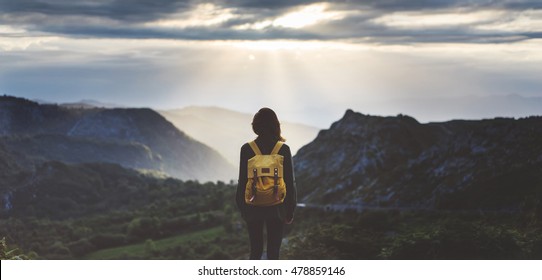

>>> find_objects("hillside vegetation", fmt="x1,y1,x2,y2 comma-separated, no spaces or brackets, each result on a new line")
0,163,244,259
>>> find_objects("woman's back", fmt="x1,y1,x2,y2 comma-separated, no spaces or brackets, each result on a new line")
235,108,297,259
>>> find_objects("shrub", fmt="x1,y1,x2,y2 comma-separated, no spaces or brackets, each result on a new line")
1,237,30,260
380,220,523,259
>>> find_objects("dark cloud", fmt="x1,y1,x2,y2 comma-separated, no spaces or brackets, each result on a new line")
37,23,322,41
302,12,539,44
500,1,542,10
0,0,540,44
330,0,542,11
0,0,192,22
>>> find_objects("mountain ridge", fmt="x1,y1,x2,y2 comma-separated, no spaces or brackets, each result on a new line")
294,109,542,211
0,95,235,182
372,94,542,123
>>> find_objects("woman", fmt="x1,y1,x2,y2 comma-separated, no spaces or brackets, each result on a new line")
236,107,297,260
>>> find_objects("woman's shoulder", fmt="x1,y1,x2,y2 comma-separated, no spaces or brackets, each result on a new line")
241,142,251,149
241,142,258,156
279,141,290,149
278,142,291,156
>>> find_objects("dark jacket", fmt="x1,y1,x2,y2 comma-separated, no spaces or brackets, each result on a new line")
236,137,297,222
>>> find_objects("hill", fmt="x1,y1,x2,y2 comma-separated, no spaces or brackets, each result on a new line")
294,109,542,211
0,95,235,182
159,106,320,165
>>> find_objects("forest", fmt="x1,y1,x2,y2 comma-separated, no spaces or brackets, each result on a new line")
1,163,246,259
2,169,541,260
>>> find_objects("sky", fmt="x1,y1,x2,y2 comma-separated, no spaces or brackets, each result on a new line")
1,0,541,127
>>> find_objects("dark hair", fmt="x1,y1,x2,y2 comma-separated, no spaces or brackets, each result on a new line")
252,107,285,142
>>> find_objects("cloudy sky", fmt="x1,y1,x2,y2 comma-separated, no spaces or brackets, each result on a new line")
1,0,541,127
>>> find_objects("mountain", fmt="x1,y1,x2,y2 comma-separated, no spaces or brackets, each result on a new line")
294,109,542,211
33,98,121,109
60,99,122,109
0,95,235,182
159,106,320,165
373,94,542,123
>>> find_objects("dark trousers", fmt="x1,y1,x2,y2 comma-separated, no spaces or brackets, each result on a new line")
246,218,284,260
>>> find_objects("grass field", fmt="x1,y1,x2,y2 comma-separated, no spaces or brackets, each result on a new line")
84,227,224,259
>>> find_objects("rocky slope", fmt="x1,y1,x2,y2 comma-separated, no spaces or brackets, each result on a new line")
294,109,542,211
0,95,235,182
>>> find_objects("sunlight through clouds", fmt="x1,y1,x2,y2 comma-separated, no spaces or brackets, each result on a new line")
230,40,332,51
235,2,353,30
226,39,363,52
273,3,347,29
144,3,237,29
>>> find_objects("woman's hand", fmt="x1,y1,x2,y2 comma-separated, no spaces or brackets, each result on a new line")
285,217,294,224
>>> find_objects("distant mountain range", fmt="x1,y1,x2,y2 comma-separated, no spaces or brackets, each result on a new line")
294,109,542,211
372,94,542,123
159,106,320,165
0,96,235,183
33,98,122,109
59,99,122,109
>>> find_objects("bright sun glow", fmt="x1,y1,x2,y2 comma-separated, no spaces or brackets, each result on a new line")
273,3,343,28
145,3,347,31
235,3,350,30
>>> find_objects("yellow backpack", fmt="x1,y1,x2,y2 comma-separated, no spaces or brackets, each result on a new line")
245,141,286,206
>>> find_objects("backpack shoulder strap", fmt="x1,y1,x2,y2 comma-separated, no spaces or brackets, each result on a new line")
248,141,262,155
271,141,284,155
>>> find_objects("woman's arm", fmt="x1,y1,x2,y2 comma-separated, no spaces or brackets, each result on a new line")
282,145,297,223
236,144,250,217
